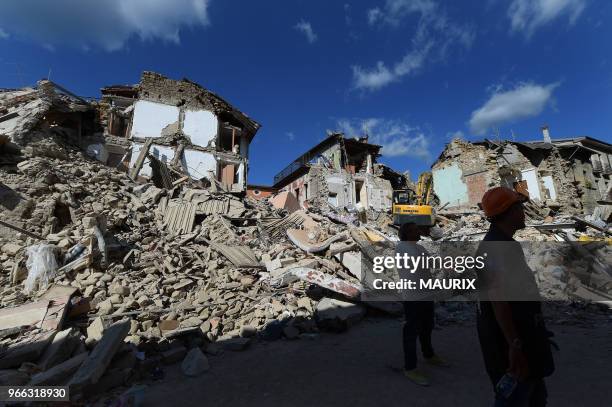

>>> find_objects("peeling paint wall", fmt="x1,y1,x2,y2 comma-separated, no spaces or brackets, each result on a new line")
432,163,469,207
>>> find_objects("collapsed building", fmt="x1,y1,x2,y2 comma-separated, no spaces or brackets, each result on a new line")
0,74,407,399
0,75,610,401
96,72,261,192
272,133,408,213
432,127,612,218
0,80,94,150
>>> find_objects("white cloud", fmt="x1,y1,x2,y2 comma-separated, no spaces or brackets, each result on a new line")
294,20,317,44
508,0,586,38
352,62,396,91
0,28,9,39
354,0,474,91
367,8,383,25
367,0,436,26
286,131,296,141
469,82,560,135
0,0,210,51
336,118,431,160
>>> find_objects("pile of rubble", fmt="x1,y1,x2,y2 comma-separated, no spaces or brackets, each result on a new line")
0,133,394,398
0,80,610,400
435,205,612,302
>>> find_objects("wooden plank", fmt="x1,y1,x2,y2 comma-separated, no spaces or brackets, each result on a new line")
0,219,44,240
128,138,153,180
572,215,612,236
0,300,49,330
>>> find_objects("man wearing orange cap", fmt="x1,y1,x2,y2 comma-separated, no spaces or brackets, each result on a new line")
476,187,554,406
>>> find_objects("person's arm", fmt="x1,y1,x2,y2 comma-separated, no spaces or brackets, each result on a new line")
491,301,529,380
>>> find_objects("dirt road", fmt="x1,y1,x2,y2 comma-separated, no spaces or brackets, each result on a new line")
141,313,611,407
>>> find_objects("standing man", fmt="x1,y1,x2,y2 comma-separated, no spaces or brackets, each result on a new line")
477,187,554,406
397,222,449,386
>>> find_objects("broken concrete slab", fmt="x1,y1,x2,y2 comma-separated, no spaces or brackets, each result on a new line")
290,267,362,299
37,327,80,371
0,330,56,369
336,251,362,280
221,337,251,351
1,242,23,256
315,297,366,332
87,317,109,342
68,319,130,393
287,229,348,253
0,300,50,331
210,243,262,268
30,352,88,386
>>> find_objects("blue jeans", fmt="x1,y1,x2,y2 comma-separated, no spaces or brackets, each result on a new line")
494,379,547,407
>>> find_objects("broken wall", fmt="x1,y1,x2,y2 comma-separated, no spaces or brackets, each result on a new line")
432,140,498,207
433,138,590,214
279,165,392,212
122,72,260,191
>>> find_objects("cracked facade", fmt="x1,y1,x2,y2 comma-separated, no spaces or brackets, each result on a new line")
97,71,261,192
272,133,404,212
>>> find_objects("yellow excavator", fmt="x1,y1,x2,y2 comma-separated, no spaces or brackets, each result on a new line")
392,172,435,226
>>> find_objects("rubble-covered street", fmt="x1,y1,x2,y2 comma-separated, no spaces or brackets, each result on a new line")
0,73,610,404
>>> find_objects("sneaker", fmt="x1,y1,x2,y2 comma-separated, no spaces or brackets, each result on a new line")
403,369,430,386
425,355,451,367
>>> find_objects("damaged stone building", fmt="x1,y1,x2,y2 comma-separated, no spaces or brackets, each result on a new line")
432,127,612,216
272,133,399,212
0,80,94,149
96,72,261,192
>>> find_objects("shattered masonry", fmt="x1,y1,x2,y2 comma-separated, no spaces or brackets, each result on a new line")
0,73,610,400
272,132,411,214
432,127,612,217
97,71,261,192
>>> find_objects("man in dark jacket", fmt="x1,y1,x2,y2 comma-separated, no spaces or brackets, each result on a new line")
477,187,554,406
397,222,449,386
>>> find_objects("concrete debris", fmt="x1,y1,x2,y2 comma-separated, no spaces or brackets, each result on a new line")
68,319,130,394
432,135,611,217
287,228,348,254
315,297,366,332
30,352,88,386
210,243,262,268
269,190,300,213
1,74,610,401
37,327,80,371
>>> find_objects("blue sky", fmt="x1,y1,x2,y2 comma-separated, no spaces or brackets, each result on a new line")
1,0,611,185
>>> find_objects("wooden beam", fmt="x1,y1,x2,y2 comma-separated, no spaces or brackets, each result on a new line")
0,219,44,240
128,138,153,180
